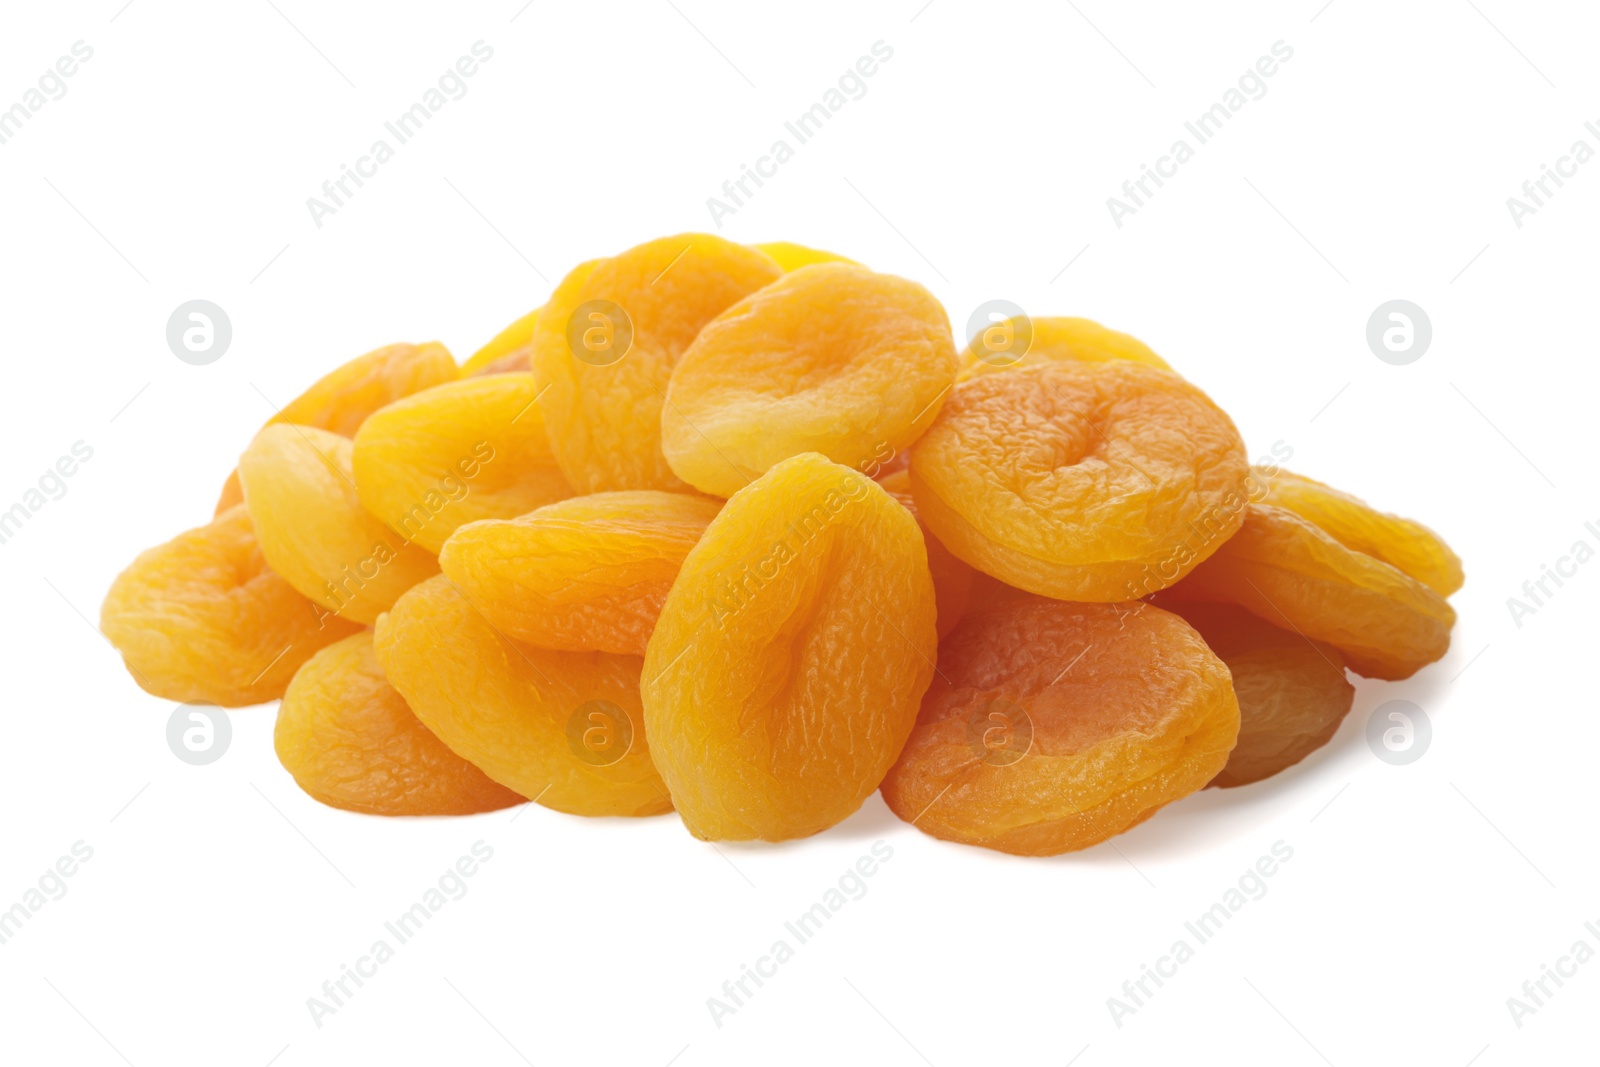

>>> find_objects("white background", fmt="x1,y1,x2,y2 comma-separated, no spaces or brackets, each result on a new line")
1,1,1595,1064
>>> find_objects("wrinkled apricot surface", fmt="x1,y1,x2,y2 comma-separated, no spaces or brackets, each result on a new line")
958,316,1171,381
101,505,360,706
910,360,1249,602
880,596,1239,855
642,452,937,841
662,263,958,497
752,241,858,272
239,425,439,626
352,374,572,553
531,236,782,493
375,576,672,817
877,468,975,640
1175,504,1454,680
1158,599,1353,788
441,490,721,656
276,631,524,815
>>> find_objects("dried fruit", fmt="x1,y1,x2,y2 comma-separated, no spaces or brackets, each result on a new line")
352,374,573,553
752,241,857,271
1255,466,1464,596
1157,599,1353,788
1174,503,1454,680
910,360,1249,601
642,452,937,841
880,596,1239,855
460,306,542,377
275,631,524,815
440,490,721,656
101,505,360,706
661,263,958,497
239,425,439,626
958,315,1171,381
375,575,672,817
877,468,975,639
214,342,458,514
531,236,782,493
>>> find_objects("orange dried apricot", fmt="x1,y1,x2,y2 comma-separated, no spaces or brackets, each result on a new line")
101,505,360,706
959,315,1171,381
275,631,524,815
238,425,438,626
375,575,672,817
910,360,1249,602
752,241,858,271
642,453,937,841
440,490,721,656
531,236,782,493
1157,599,1353,788
877,468,975,639
214,342,458,514
1174,503,1454,680
352,374,573,553
1255,466,1464,596
661,263,958,497
880,596,1239,855
460,306,542,377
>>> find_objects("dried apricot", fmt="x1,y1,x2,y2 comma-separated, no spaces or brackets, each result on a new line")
752,241,857,271
239,425,439,626
440,490,721,656
375,575,672,817
275,631,524,815
959,315,1171,381
531,236,782,493
642,452,937,841
214,342,458,514
877,468,975,639
460,306,542,377
1157,599,1353,788
880,596,1239,855
101,505,360,706
661,263,958,497
1174,504,1454,680
1255,466,1464,596
910,360,1249,601
352,374,572,553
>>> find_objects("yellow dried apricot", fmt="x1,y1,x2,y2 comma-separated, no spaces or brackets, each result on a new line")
459,306,542,377
876,468,975,639
375,575,672,817
440,490,721,656
880,596,1239,855
642,452,937,841
1157,599,1353,788
101,505,360,706
1255,466,1464,596
1175,504,1454,680
530,236,782,493
661,263,958,497
910,360,1249,602
239,425,438,626
352,374,573,553
958,315,1171,381
275,631,524,815
752,241,858,271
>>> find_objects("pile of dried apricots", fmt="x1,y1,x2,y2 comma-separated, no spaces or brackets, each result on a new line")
101,233,1463,855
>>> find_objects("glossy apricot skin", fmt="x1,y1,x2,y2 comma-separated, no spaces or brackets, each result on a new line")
752,241,858,271
1255,466,1464,596
531,236,783,493
910,360,1250,602
877,469,976,640
1157,599,1354,788
100,505,360,706
661,263,959,497
642,453,938,842
440,491,721,656
880,597,1240,856
375,576,672,818
1175,504,1455,681
460,306,542,377
275,631,524,815
352,374,573,553
958,316,1171,381
238,425,439,626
